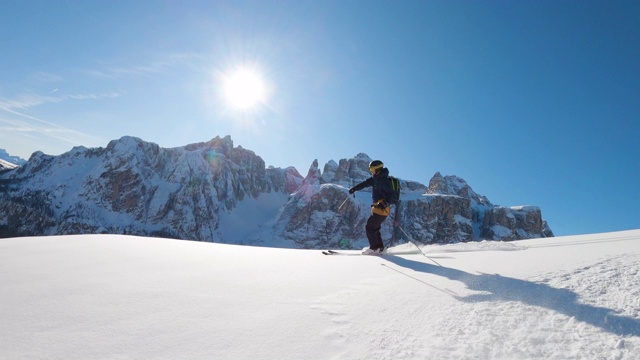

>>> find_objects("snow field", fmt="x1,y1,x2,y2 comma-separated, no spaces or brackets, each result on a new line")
1,230,639,359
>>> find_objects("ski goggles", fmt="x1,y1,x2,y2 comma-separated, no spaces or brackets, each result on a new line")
369,164,383,173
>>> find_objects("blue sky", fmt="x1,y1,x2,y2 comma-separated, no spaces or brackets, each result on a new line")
1,0,638,237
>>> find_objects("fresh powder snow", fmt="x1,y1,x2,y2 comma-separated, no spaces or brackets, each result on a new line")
1,230,639,359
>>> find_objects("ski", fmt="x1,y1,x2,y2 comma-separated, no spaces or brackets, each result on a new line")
322,250,383,256
322,250,361,256
322,250,354,256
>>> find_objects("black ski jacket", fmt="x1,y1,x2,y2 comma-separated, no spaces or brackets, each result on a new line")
351,167,393,205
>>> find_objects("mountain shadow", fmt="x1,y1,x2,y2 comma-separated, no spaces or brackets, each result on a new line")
384,256,640,336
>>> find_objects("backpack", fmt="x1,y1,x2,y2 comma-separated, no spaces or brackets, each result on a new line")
387,176,401,204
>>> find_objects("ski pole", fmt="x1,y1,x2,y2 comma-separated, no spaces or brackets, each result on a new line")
338,194,352,211
388,214,442,267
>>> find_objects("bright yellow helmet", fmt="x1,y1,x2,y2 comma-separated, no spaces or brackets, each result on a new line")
369,160,383,174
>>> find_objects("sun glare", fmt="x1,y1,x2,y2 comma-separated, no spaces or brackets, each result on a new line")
222,67,267,110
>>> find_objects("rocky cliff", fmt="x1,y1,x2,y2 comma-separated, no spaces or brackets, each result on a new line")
0,136,552,248
271,156,553,249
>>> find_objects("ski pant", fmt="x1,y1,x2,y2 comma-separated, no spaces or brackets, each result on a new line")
365,213,387,250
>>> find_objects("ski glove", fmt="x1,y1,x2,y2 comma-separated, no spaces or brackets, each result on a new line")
348,187,356,194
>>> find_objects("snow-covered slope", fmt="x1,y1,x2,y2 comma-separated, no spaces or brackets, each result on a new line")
1,230,638,359
0,148,26,167
0,158,18,170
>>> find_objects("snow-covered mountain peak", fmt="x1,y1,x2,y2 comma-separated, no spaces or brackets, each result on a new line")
303,159,321,186
184,135,235,153
105,135,146,151
317,153,373,187
427,171,492,207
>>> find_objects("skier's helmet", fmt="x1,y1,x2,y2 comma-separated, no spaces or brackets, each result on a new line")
369,160,384,174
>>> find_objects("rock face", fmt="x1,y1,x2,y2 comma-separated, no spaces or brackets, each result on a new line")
0,136,303,241
482,206,554,240
0,136,553,248
270,156,553,249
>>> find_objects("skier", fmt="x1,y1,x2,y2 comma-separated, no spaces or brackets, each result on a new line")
349,160,393,255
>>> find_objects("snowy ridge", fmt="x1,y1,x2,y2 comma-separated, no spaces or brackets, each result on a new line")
0,148,26,167
0,158,17,170
1,229,638,359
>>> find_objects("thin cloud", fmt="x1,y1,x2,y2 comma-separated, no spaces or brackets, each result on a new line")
0,109,104,147
0,92,115,149
0,92,120,111
28,71,64,83
83,53,204,79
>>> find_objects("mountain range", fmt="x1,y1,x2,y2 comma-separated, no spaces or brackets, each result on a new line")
0,149,26,169
0,136,553,248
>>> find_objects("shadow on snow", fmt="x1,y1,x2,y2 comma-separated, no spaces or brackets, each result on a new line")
384,256,640,337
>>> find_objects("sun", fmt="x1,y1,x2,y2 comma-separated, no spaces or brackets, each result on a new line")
222,67,267,110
